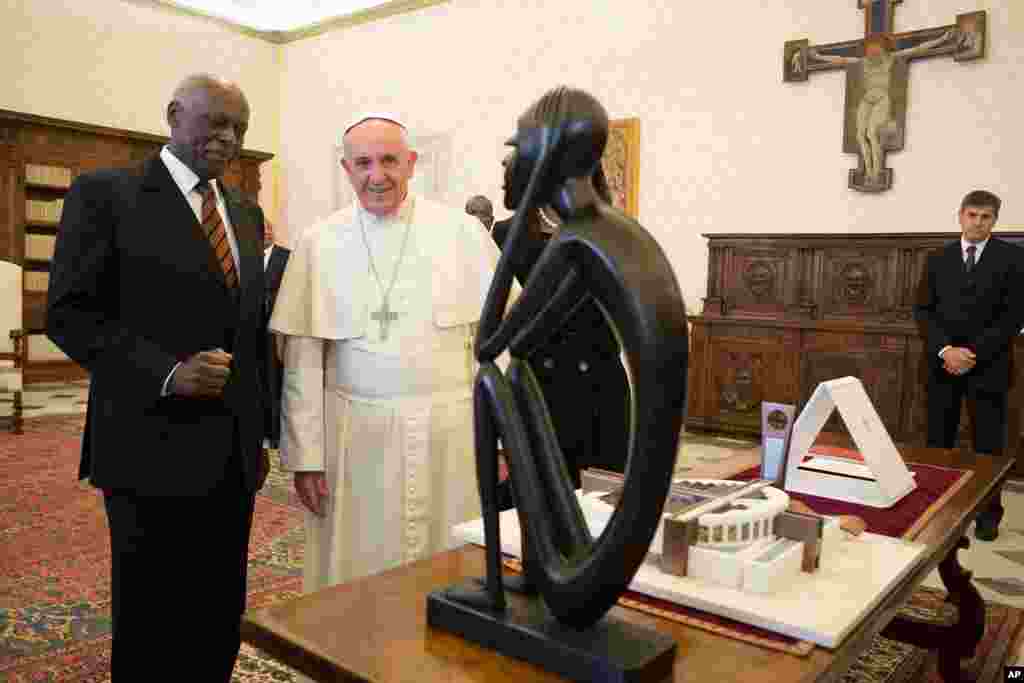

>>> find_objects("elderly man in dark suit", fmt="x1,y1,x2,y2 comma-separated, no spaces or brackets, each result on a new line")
46,74,271,680
915,189,1024,541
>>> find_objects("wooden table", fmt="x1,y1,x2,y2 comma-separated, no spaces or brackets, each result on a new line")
241,446,1012,683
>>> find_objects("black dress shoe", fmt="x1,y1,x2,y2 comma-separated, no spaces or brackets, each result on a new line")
974,518,999,542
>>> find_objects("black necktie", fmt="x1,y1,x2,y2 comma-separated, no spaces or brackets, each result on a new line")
965,245,977,274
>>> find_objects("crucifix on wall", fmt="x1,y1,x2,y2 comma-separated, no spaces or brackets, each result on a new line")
783,2,987,193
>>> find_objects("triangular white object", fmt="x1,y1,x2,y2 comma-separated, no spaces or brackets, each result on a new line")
785,376,916,508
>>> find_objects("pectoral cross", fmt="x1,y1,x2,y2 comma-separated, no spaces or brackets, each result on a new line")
371,298,401,341
783,1,987,192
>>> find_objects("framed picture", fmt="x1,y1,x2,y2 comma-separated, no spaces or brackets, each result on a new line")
602,118,640,219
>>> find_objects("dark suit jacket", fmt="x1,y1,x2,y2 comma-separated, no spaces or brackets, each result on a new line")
47,156,270,496
264,244,290,448
491,218,630,483
915,237,1024,392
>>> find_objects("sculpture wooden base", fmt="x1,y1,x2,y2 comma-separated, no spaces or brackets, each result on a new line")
427,581,676,683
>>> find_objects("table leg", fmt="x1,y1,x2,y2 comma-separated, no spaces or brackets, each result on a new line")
880,537,986,683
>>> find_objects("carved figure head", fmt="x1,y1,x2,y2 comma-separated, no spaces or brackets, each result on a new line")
743,261,775,299
841,263,872,303
501,86,609,212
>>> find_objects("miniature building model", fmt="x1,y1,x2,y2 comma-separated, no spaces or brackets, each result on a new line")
455,470,927,647
582,473,841,595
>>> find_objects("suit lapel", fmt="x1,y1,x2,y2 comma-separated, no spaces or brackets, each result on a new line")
944,241,965,275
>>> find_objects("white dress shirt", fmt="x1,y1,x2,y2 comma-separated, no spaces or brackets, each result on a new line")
158,146,243,395
961,236,988,265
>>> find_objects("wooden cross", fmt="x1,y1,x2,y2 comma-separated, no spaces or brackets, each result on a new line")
783,2,987,192
370,298,401,341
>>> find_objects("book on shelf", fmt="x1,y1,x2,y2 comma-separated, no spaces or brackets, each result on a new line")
25,234,57,261
24,271,49,292
25,198,64,223
25,163,72,189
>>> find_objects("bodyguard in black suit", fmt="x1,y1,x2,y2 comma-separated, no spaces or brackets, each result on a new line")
46,74,271,680
264,226,291,449
915,190,1024,541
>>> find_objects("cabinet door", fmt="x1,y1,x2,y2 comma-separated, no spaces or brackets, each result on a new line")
690,326,799,434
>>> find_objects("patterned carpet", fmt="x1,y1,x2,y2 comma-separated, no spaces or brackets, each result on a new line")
0,417,1019,682
0,414,305,682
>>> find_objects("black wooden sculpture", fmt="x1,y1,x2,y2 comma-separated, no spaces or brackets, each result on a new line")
427,87,688,682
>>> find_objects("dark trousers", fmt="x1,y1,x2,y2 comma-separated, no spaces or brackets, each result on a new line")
926,372,1005,527
103,452,255,681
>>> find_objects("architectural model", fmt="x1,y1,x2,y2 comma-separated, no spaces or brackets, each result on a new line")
581,473,842,595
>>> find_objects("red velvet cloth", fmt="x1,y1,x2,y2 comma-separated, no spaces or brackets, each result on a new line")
731,446,968,538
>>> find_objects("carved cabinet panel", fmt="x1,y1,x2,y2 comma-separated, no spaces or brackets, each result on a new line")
722,247,795,319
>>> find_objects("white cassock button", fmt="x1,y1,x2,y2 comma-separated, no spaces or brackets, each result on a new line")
578,360,589,373
543,358,555,369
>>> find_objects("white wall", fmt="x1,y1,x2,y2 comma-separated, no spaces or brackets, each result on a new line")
278,0,1023,311
0,0,281,217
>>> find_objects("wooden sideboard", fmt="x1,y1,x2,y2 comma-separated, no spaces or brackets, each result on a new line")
0,109,273,384
686,231,1024,476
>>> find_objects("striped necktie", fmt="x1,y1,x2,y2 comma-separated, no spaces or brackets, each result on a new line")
965,245,977,274
196,181,238,289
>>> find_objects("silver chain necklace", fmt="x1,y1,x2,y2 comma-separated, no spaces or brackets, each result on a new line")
358,198,414,341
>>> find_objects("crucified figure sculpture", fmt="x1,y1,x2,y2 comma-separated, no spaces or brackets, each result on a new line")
809,30,958,185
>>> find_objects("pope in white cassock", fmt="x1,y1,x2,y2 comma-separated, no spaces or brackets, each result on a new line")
269,114,508,592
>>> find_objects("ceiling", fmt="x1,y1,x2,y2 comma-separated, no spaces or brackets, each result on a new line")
165,1,382,31
149,0,443,42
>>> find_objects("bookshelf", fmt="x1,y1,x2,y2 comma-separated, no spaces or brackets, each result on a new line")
0,109,273,384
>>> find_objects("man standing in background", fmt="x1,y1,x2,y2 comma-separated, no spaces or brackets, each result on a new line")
915,189,1024,541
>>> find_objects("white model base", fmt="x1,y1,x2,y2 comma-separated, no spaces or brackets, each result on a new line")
452,499,925,647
